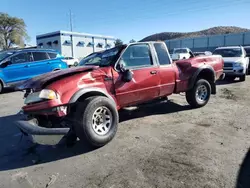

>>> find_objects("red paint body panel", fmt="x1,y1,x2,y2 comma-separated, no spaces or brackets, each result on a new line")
174,55,224,93
112,67,161,107
157,65,176,96
20,44,224,116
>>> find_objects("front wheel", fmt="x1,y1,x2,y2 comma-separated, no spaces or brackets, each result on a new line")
186,79,211,108
0,82,3,94
74,62,78,66
73,96,118,147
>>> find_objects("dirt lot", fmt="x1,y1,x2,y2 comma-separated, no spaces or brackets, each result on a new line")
0,78,250,188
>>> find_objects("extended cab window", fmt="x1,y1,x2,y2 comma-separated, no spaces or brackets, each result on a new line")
120,44,153,68
154,43,171,65
11,52,32,64
32,52,49,61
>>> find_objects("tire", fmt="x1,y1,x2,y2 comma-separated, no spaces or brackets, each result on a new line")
240,74,246,82
74,62,78,66
0,81,3,94
186,79,211,108
73,96,118,147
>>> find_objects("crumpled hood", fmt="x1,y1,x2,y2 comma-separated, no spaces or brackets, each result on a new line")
16,66,98,91
223,57,243,63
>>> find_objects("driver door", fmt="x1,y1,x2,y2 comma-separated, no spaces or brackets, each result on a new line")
113,43,161,108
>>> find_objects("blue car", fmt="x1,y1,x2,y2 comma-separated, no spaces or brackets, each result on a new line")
0,48,68,93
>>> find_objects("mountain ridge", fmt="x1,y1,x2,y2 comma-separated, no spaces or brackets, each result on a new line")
140,26,250,42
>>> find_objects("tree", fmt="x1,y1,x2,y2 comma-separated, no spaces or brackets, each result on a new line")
114,39,123,46
0,13,28,50
129,39,136,43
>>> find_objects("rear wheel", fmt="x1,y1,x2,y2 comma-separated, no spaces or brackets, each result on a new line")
73,96,118,147
186,79,211,108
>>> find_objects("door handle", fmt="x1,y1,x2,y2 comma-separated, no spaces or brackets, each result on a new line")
24,65,30,68
150,70,157,75
47,62,51,64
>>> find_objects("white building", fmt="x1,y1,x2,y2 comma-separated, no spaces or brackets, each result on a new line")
36,30,116,59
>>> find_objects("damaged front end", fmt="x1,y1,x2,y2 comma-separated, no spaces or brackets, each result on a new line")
15,66,98,142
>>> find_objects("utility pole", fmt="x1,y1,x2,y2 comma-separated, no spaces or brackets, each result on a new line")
69,9,74,57
69,9,73,32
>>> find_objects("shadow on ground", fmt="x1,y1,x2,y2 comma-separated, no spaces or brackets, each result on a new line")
0,100,191,171
236,149,250,188
216,80,242,85
119,99,191,123
1,88,16,94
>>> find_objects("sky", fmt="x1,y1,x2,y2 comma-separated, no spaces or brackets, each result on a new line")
1,0,250,45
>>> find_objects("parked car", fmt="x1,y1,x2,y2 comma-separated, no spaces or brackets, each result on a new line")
171,48,194,60
244,46,250,72
16,42,224,147
62,57,79,67
213,46,249,81
0,49,68,93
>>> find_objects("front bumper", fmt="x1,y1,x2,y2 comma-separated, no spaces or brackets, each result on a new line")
15,113,70,145
223,67,245,76
16,119,69,135
23,99,68,117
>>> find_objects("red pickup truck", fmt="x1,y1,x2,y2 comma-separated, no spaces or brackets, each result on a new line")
16,42,224,147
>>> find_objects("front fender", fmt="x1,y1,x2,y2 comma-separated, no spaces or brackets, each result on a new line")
69,87,116,105
50,62,68,71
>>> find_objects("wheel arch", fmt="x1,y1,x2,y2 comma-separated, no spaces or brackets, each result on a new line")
53,68,61,71
188,65,216,94
0,78,6,87
69,87,116,104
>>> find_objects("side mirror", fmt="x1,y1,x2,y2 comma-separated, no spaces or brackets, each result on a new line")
118,59,133,82
0,61,12,68
122,69,133,82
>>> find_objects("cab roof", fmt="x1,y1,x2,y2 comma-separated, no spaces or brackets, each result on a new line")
1,48,58,54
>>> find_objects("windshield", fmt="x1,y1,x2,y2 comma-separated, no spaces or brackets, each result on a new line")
213,48,242,57
0,51,15,61
174,49,188,53
79,46,125,66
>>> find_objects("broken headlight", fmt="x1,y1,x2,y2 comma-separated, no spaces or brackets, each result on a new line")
24,89,58,104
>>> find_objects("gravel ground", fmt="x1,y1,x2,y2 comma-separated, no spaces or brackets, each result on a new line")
0,78,250,188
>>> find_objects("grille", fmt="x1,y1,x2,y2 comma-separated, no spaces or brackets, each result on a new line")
224,63,233,68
